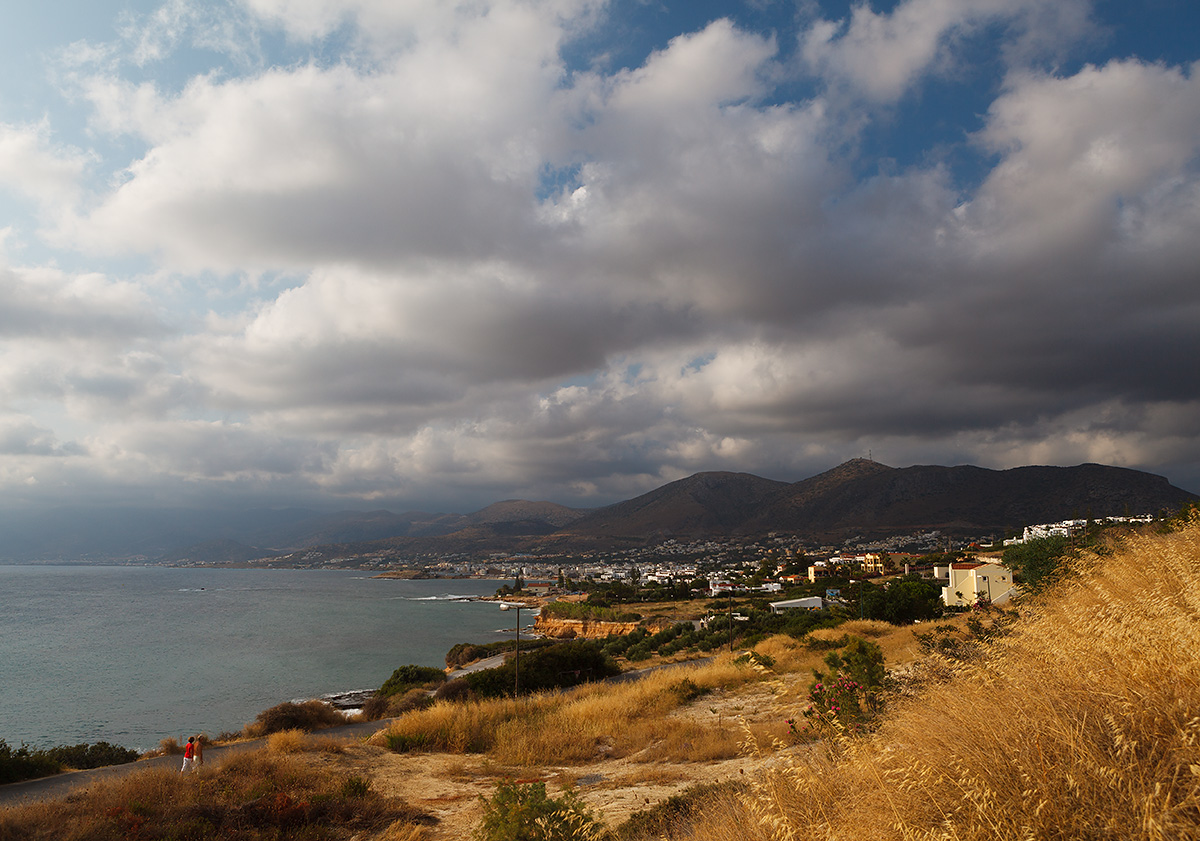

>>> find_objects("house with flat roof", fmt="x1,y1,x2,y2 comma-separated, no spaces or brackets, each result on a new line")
942,562,1015,607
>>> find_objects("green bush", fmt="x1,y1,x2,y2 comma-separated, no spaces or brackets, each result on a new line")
1003,535,1074,591
340,775,372,798
465,641,620,699
860,575,944,624
246,699,346,736
46,741,139,769
0,739,140,784
379,664,446,697
0,739,61,784
475,780,605,841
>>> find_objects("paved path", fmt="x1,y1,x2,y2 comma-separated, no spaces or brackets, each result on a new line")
0,717,395,808
445,652,508,679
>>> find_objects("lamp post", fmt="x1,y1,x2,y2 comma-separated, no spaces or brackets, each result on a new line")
500,602,522,697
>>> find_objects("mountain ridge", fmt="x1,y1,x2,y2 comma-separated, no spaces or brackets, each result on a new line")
0,460,1194,562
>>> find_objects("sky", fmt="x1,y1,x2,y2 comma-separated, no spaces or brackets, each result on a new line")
0,0,1198,514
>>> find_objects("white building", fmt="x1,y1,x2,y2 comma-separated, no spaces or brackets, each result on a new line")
769,596,825,614
942,562,1015,607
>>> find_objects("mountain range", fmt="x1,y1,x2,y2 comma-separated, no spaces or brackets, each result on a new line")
1,460,1194,563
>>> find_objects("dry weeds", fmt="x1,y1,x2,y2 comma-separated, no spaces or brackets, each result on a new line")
714,519,1200,841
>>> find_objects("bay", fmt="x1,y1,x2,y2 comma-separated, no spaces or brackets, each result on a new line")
0,565,516,751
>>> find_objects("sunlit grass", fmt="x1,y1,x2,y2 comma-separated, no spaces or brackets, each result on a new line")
667,519,1200,840
373,654,777,766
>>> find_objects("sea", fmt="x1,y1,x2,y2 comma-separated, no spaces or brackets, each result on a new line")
0,565,519,752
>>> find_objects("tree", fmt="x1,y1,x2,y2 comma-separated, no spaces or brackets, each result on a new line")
1002,536,1072,591
860,575,943,624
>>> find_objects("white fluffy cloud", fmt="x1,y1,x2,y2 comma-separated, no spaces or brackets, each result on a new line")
799,0,1094,101
0,121,90,217
0,0,1197,511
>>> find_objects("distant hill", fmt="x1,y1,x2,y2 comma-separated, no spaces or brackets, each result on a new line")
0,460,1193,562
562,472,792,538
558,459,1197,542
156,539,282,565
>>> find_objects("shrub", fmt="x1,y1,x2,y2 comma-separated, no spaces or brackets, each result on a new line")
434,678,473,703
341,775,372,798
475,780,605,841
0,739,140,784
795,635,887,736
1002,535,1074,591
364,687,436,720
0,740,61,784
465,641,620,699
379,664,446,697
245,699,346,737
0,747,435,840
45,741,140,769
266,728,307,753
614,781,743,840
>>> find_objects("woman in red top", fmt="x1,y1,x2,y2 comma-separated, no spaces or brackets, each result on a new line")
180,736,196,774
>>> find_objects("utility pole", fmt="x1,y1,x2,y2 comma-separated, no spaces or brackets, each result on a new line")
501,602,522,697
728,590,733,653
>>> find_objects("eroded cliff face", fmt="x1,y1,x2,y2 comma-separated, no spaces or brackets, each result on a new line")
532,615,643,639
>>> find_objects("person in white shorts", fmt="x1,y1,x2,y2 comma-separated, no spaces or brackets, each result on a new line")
180,736,197,774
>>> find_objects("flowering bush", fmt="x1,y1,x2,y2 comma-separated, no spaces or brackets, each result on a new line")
789,634,885,739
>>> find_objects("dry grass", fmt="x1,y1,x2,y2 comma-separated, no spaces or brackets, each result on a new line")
670,519,1200,841
373,655,773,767
0,747,434,841
266,728,308,753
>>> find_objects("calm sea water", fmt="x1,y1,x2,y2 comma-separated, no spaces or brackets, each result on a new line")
0,566,515,751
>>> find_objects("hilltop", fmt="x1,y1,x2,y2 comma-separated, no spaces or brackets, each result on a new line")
0,460,1193,563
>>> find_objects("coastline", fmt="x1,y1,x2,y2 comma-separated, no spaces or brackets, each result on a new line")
0,567,513,751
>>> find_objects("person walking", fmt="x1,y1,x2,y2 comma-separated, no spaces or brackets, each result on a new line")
180,736,197,774
194,735,204,767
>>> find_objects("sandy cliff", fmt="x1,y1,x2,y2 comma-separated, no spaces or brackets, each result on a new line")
532,615,644,639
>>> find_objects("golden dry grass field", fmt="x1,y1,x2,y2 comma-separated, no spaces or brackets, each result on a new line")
4,517,1198,840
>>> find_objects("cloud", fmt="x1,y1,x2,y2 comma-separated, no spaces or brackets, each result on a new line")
799,0,1095,102
66,7,575,271
2,1,1199,512
0,417,85,457
0,121,91,214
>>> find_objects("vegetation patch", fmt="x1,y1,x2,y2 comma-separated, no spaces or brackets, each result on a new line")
464,641,620,699
0,739,139,784
539,602,642,623
445,639,557,670
474,779,605,841
244,699,347,738
671,516,1200,840
615,781,745,840
379,664,446,697
0,749,434,840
